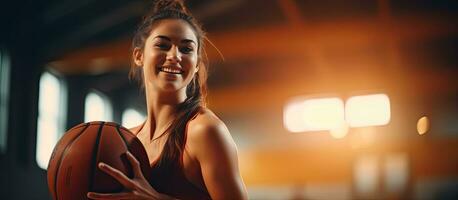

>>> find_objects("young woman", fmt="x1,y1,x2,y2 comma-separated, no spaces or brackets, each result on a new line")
87,0,247,199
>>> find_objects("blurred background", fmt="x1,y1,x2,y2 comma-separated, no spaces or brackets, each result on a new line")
0,0,457,199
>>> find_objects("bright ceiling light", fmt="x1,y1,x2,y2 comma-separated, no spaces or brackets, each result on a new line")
284,97,345,132
345,94,390,127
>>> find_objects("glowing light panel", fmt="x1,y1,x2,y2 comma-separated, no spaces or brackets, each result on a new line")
284,97,345,132
36,72,66,169
84,91,112,122
122,108,146,128
345,94,390,127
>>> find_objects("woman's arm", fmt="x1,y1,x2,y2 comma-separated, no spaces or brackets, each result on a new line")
188,119,248,200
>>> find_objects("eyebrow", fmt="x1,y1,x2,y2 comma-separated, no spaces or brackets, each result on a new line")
154,35,197,45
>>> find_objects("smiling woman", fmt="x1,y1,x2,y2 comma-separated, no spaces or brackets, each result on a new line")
134,19,199,92
86,0,248,199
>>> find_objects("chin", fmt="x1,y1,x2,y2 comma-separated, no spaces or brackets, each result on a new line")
158,82,185,92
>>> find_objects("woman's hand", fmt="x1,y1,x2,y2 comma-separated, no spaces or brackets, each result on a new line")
87,152,176,200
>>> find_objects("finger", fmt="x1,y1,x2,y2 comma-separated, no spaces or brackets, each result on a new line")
98,162,135,189
126,151,144,178
87,192,134,199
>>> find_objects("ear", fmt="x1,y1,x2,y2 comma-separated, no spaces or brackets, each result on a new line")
195,64,199,73
133,47,143,67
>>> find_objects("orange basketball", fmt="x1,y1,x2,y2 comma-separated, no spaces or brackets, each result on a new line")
47,121,150,200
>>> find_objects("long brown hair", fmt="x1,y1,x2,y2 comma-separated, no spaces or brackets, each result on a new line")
129,0,209,168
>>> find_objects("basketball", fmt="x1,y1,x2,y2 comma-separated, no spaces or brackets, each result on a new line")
47,121,151,200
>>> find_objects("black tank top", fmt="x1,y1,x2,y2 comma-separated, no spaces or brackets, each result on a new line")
133,118,211,200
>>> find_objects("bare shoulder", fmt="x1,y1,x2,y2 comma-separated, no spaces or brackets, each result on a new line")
187,108,231,141
186,108,247,199
189,108,226,128
186,108,237,156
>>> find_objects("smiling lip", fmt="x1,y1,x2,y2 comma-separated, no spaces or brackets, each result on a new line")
159,66,183,74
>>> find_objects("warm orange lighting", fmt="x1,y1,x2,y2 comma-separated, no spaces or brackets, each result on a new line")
417,116,429,135
350,127,377,149
329,121,349,139
345,94,391,127
284,97,345,132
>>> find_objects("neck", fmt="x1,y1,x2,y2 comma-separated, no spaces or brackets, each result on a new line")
141,84,188,140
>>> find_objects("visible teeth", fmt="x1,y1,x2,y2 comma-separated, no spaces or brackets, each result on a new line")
161,67,181,74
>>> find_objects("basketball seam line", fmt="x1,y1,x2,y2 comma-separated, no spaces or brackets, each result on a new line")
116,124,132,179
116,124,129,148
89,121,131,134
66,122,86,132
54,122,90,200
89,121,105,192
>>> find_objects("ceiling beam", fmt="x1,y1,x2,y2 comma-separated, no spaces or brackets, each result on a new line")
50,15,457,75
193,0,244,20
44,1,145,60
44,0,94,25
277,0,303,26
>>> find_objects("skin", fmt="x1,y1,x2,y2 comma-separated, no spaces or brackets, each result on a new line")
87,19,247,200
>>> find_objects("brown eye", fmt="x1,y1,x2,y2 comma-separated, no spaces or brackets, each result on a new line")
180,46,193,54
155,43,170,50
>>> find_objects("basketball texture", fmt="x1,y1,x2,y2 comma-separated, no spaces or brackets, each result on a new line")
47,121,151,200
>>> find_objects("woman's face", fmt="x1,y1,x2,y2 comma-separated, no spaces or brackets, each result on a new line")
135,19,199,93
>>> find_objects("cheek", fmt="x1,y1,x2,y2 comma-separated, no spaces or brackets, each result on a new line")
180,56,197,79
149,50,166,64
183,54,198,70
184,58,198,81
145,51,165,70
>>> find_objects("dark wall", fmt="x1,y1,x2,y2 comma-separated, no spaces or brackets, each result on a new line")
0,50,143,200
0,1,50,199
1,41,49,200
0,12,142,199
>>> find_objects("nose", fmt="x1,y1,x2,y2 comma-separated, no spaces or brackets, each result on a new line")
166,46,182,63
